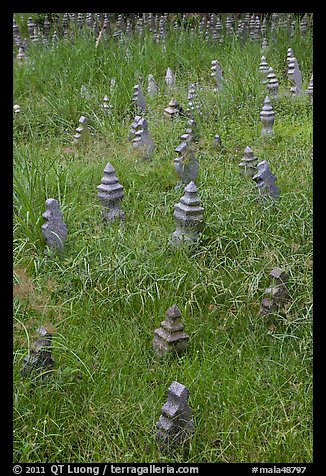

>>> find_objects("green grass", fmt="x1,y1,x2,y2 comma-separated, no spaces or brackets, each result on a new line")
13,14,313,463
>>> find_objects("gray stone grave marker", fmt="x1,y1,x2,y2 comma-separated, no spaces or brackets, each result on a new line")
239,146,259,177
147,74,158,97
260,96,275,136
153,305,189,357
157,381,194,453
72,116,90,146
132,84,146,113
260,268,290,316
174,142,199,188
97,163,125,222
165,67,176,92
21,326,55,377
41,199,67,252
132,118,155,160
171,181,204,245
164,99,184,120
252,160,280,200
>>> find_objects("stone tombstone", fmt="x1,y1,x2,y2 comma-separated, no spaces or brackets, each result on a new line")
267,67,279,98
41,198,67,252
239,145,259,177
210,59,223,90
287,56,302,96
156,381,194,453
97,162,125,223
129,115,142,141
52,31,59,48
173,142,199,188
260,96,275,136
306,74,313,104
171,181,204,245
261,37,268,54
153,305,189,357
132,118,155,160
164,99,184,120
21,326,55,377
27,16,35,37
260,268,290,316
252,160,280,200
147,74,158,97
72,116,90,146
259,56,270,83
132,84,146,114
16,47,26,64
286,47,294,65
165,67,176,91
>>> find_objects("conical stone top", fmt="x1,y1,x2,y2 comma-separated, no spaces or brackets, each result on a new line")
97,162,125,222
260,96,275,135
171,181,204,245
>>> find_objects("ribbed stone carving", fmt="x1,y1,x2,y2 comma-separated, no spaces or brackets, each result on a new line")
239,146,259,177
267,67,279,98
97,163,125,222
157,381,194,453
153,305,189,357
259,56,270,83
72,116,90,145
164,98,183,120
174,142,199,188
171,181,204,244
132,118,155,159
260,96,275,136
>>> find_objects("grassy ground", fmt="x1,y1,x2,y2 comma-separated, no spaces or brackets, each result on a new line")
13,15,313,463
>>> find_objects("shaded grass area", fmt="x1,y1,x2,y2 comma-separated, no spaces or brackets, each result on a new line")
13,20,312,463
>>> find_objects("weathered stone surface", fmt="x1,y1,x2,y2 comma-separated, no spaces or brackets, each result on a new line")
97,163,125,222
21,327,55,377
260,96,275,136
259,56,270,83
153,305,189,357
131,118,155,159
157,381,194,453
210,59,223,90
239,146,259,177
260,268,290,316
129,115,142,141
147,74,158,96
164,98,184,120
252,161,280,200
72,116,90,145
174,142,199,187
171,181,204,244
41,199,67,252
132,84,146,113
267,67,279,98
165,67,176,91
287,56,302,96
